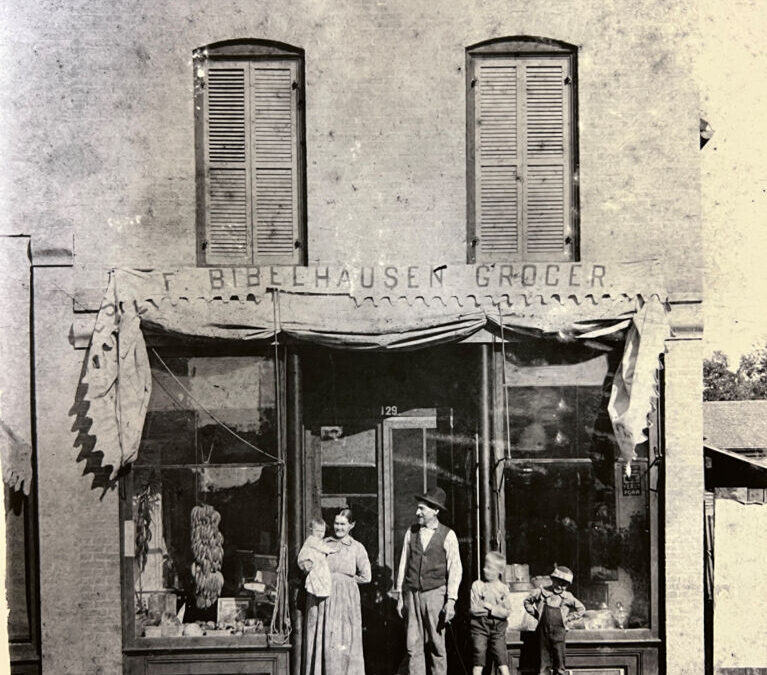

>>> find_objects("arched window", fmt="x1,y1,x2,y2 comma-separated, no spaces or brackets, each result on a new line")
194,40,306,266
467,37,579,263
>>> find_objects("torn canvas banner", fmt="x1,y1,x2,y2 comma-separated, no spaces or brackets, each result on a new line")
80,264,668,480
608,298,670,472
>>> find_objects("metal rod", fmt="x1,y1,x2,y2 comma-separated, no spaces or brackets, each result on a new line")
480,344,492,560
286,348,304,675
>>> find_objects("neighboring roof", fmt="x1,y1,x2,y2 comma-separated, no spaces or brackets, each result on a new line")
703,400,767,452
704,445,767,489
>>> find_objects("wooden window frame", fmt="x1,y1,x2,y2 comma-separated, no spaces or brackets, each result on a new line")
194,39,307,267
466,37,580,263
119,344,285,652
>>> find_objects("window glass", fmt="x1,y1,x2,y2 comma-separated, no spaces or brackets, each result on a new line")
129,354,279,640
503,353,652,632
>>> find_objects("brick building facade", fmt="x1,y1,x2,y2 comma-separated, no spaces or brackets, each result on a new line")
1,1,702,673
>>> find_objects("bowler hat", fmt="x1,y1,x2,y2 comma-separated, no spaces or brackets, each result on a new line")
415,486,447,511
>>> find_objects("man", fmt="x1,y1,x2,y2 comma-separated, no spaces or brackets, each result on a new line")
395,486,463,675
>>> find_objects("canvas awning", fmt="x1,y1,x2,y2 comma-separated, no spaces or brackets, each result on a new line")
77,261,669,481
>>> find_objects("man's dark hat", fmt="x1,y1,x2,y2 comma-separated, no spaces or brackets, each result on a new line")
415,486,447,511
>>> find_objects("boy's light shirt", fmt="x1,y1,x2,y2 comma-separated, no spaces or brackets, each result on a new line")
470,578,512,618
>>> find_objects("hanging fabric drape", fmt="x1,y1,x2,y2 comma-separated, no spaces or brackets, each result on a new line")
79,262,669,480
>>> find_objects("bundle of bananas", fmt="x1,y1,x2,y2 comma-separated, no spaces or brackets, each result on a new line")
190,504,225,609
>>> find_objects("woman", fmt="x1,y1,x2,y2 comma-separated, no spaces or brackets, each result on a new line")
301,508,371,675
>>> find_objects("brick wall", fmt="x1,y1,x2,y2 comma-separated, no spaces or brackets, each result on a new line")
664,338,705,674
1,0,700,291
34,268,122,675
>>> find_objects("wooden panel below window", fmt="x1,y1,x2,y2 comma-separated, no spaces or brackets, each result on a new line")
124,649,289,675
508,642,658,675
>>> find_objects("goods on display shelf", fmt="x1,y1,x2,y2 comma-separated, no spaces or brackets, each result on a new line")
191,503,225,609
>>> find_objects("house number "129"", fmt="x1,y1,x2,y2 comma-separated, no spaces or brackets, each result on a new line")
381,406,398,416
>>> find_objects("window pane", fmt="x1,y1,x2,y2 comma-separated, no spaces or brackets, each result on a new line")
131,465,279,639
505,379,651,631
138,354,277,466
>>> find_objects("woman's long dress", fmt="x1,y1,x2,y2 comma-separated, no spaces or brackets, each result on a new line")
304,535,371,675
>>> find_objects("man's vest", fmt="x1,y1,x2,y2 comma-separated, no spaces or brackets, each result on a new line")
404,522,449,592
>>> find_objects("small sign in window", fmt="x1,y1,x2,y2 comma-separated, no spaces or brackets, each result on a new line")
622,472,643,496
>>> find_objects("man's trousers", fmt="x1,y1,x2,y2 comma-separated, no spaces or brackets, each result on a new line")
404,586,447,675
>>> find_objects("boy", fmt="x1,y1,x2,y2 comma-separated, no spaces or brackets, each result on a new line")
523,565,585,675
297,517,335,598
470,550,512,675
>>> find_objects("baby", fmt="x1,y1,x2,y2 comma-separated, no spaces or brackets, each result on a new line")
297,517,335,598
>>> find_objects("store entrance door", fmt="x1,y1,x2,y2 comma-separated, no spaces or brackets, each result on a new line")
310,409,470,675
302,347,479,674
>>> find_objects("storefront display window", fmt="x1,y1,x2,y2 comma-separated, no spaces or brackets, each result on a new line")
503,347,657,635
122,351,281,643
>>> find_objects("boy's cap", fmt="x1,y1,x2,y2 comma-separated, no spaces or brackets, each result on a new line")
551,565,573,584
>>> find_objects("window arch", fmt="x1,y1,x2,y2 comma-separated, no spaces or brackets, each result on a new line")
194,39,307,266
467,37,579,262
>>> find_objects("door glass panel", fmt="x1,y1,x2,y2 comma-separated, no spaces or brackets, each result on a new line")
391,424,437,575
319,422,380,565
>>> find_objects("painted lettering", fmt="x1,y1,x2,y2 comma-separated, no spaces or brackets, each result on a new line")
545,265,560,286
407,266,418,289
270,267,282,286
162,272,175,292
336,268,351,287
247,268,261,287
590,264,606,287
360,267,375,288
430,266,445,288
475,265,490,287
521,264,537,286
498,264,514,286
315,267,330,288
231,268,238,287
569,264,582,287
209,269,224,290
292,266,305,287
384,266,398,289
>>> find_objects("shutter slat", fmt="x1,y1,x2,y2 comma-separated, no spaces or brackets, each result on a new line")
526,64,565,159
478,164,519,255
477,64,517,160
207,168,250,260
526,165,565,253
255,167,295,255
207,69,247,163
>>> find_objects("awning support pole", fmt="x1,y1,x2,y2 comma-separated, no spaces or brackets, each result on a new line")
287,348,303,675
480,344,492,560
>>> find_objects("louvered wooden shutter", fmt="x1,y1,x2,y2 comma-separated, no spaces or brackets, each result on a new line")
251,61,300,262
201,58,300,265
473,55,573,261
203,63,252,264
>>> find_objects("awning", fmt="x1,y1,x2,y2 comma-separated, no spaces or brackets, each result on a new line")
78,261,669,481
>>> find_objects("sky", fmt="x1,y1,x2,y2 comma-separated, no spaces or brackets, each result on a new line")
699,0,767,363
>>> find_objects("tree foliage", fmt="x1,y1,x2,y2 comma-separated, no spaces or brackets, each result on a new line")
703,345,767,400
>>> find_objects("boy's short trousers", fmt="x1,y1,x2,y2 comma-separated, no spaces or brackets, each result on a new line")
470,615,509,667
